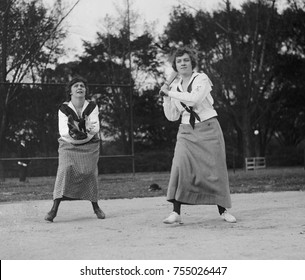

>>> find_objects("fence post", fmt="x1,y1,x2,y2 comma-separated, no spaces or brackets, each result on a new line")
0,160,5,181
232,149,236,173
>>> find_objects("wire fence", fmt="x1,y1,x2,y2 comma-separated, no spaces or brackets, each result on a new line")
0,82,135,180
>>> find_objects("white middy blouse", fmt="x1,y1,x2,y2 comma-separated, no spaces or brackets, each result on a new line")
58,100,100,144
163,72,217,124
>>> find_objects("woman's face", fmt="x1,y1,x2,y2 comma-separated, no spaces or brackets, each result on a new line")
70,82,86,99
175,53,193,75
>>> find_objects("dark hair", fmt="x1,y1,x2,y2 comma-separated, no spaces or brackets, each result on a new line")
65,76,89,101
171,46,197,72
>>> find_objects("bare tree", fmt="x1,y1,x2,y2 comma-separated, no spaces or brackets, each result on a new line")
0,0,80,179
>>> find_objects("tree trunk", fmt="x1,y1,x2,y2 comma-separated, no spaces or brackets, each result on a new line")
0,0,8,82
235,127,243,167
0,0,8,145
0,107,8,181
120,128,129,154
0,0,9,180
241,107,253,161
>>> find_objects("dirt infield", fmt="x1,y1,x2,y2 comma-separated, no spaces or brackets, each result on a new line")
0,191,305,260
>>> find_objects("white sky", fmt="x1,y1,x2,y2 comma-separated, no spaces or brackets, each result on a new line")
42,0,287,62
42,0,248,61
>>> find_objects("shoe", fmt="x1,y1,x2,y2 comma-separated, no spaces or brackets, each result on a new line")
44,210,57,222
163,212,182,224
221,211,236,223
94,208,106,219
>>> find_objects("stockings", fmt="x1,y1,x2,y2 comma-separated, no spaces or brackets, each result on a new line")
91,201,100,212
50,198,62,214
172,200,226,215
173,200,181,215
217,205,226,215
50,199,100,212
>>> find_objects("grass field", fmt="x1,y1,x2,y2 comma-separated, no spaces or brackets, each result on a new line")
0,167,304,203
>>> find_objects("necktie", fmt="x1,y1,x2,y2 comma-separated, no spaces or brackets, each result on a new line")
180,103,201,129
177,74,201,129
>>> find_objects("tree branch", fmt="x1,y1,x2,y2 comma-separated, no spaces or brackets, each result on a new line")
10,0,81,82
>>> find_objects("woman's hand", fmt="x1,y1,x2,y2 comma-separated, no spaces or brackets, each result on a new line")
159,83,169,97
67,115,87,140
85,116,97,133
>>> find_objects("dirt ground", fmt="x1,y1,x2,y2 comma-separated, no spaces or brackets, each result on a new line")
0,191,305,260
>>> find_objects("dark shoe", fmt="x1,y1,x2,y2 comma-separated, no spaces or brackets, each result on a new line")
94,208,106,219
44,210,57,222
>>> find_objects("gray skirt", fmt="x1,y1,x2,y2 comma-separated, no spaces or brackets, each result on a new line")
53,138,100,202
167,118,232,208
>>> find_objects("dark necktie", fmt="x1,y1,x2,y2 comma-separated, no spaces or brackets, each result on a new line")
180,103,201,129
177,74,201,129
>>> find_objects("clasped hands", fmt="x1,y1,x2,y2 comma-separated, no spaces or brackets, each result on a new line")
68,115,97,140
84,116,97,133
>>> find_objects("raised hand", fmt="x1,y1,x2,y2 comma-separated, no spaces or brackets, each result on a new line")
159,83,169,97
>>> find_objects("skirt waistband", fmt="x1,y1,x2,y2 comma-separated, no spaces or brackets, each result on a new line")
180,116,217,127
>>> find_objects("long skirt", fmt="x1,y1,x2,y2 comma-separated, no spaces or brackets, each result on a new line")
53,138,100,202
167,117,232,208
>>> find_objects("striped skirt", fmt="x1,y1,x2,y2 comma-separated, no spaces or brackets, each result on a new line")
167,117,232,208
53,138,100,202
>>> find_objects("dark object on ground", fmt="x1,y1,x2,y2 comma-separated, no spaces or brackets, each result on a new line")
148,183,162,191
